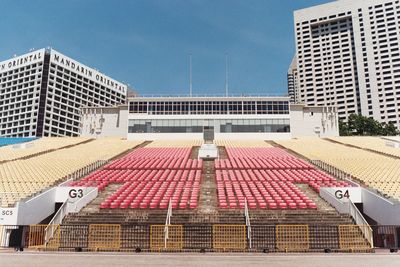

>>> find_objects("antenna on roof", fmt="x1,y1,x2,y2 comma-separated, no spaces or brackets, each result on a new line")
189,53,193,97
225,52,229,97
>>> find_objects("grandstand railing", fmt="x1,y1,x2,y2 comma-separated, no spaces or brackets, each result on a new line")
39,223,374,252
348,200,374,248
68,187,98,213
320,189,373,248
319,188,350,214
68,160,109,181
244,198,252,249
312,159,399,203
164,198,172,249
45,201,68,245
135,93,285,98
44,187,98,246
309,160,359,186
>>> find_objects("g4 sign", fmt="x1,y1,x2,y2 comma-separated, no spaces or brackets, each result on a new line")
335,189,350,199
69,189,83,199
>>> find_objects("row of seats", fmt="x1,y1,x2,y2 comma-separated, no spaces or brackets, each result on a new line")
0,138,143,207
215,157,312,170
329,136,400,158
0,137,90,161
276,138,400,199
71,147,202,209
107,158,203,170
214,140,272,147
73,169,201,191
115,147,192,159
145,140,203,147
0,137,36,148
226,147,294,159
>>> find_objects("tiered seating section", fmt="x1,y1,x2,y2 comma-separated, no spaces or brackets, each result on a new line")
214,140,272,147
215,147,350,209
71,147,203,209
0,137,36,148
277,138,400,199
0,137,90,162
330,136,400,158
0,138,142,207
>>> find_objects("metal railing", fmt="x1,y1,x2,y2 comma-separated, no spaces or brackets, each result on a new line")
30,223,377,252
319,188,349,214
67,160,109,181
45,201,68,245
164,198,172,249
312,159,398,203
44,187,98,245
309,160,358,186
135,93,287,98
68,187,98,213
244,198,252,249
348,200,374,248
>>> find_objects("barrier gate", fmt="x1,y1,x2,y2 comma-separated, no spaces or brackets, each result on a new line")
212,224,246,251
276,225,309,251
4,223,375,252
150,225,183,251
88,224,121,251
338,225,372,250
28,225,47,248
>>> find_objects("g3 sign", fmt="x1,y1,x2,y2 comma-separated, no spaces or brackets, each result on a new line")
335,189,350,199
69,189,83,199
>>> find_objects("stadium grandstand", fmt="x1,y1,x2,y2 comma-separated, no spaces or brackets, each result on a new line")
0,136,379,252
2,135,400,251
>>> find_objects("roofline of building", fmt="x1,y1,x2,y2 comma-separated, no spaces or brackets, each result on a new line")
81,104,128,109
128,95,290,101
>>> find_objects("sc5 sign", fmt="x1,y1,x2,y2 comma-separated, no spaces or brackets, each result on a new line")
1,210,13,216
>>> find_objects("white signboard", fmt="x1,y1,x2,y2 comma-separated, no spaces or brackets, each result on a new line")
0,49,45,73
0,208,18,225
55,186,94,203
50,50,127,94
324,187,362,203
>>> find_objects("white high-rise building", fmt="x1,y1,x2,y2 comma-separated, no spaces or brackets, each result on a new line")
0,48,127,137
292,0,400,126
287,56,298,104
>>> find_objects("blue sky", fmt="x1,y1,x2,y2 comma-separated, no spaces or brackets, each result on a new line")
1,0,331,96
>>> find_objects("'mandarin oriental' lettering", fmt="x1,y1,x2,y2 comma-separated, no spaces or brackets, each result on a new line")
0,52,42,71
53,53,125,91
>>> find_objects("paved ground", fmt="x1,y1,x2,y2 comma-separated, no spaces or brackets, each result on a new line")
1,251,400,267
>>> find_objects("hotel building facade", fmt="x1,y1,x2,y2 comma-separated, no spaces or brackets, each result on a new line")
291,0,400,127
0,48,127,137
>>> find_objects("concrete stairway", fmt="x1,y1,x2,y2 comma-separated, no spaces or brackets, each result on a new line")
198,159,218,213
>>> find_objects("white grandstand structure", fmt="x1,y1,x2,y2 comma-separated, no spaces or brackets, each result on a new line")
81,96,340,140
0,134,399,251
